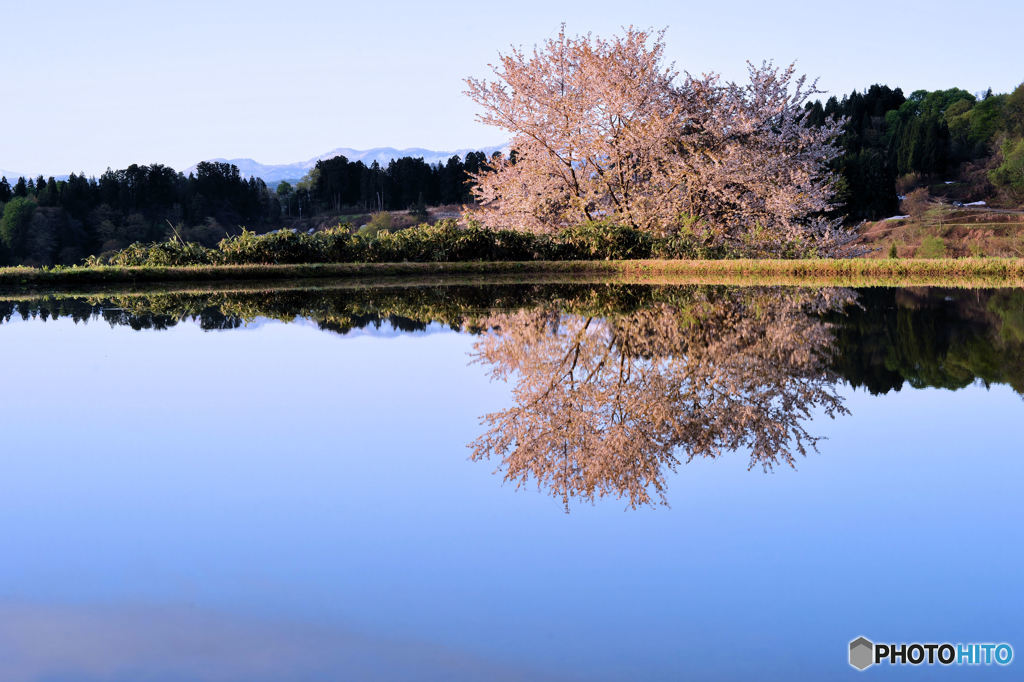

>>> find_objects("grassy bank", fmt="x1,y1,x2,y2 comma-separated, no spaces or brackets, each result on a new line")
3,258,1024,291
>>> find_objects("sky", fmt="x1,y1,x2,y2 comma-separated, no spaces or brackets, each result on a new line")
1,0,1021,177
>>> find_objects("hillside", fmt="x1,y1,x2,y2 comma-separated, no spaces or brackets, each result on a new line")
855,204,1024,258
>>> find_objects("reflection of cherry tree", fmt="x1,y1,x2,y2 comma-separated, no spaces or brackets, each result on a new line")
469,288,856,508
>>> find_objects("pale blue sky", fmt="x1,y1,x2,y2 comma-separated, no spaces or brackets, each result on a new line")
1,0,1021,176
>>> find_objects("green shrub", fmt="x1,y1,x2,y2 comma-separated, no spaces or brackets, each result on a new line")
103,240,215,267
94,219,752,267
989,137,1024,200
359,212,393,239
551,221,654,260
917,236,947,259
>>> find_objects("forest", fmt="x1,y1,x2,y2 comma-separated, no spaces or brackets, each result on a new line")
0,152,494,266
806,82,1024,221
1,77,1023,267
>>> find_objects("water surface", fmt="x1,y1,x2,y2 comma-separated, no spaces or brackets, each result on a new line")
0,284,1021,681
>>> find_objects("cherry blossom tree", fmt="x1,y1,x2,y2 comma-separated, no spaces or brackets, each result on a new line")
464,26,855,256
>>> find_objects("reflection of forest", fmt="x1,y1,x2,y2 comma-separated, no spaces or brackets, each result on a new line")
828,288,1024,395
5,284,1021,507
3,285,1023,398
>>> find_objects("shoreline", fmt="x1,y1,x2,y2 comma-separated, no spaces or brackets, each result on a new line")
2,258,1024,292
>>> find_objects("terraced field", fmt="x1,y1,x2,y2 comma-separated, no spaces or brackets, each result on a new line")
857,206,1024,258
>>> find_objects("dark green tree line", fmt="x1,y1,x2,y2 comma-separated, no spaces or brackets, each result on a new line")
807,81,1024,221
0,151,495,266
307,151,491,213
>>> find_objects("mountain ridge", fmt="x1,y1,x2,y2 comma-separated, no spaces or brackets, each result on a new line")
1,145,507,185
184,145,507,184
0,168,28,182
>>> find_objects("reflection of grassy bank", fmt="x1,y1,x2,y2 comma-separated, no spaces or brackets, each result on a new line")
3,258,1024,290
5,284,1021,397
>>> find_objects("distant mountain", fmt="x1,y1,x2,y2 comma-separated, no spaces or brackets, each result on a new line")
0,169,71,182
183,158,308,185
1,145,507,187
184,145,508,185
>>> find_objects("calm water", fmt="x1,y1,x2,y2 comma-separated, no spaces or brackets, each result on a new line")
0,284,1021,681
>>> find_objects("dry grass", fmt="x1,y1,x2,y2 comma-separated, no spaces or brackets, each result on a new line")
857,206,1024,259
2,257,1024,292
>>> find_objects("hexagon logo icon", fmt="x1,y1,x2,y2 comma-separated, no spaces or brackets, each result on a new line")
849,636,874,670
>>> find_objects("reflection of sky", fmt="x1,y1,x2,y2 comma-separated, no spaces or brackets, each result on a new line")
0,316,1021,681
0,603,554,682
